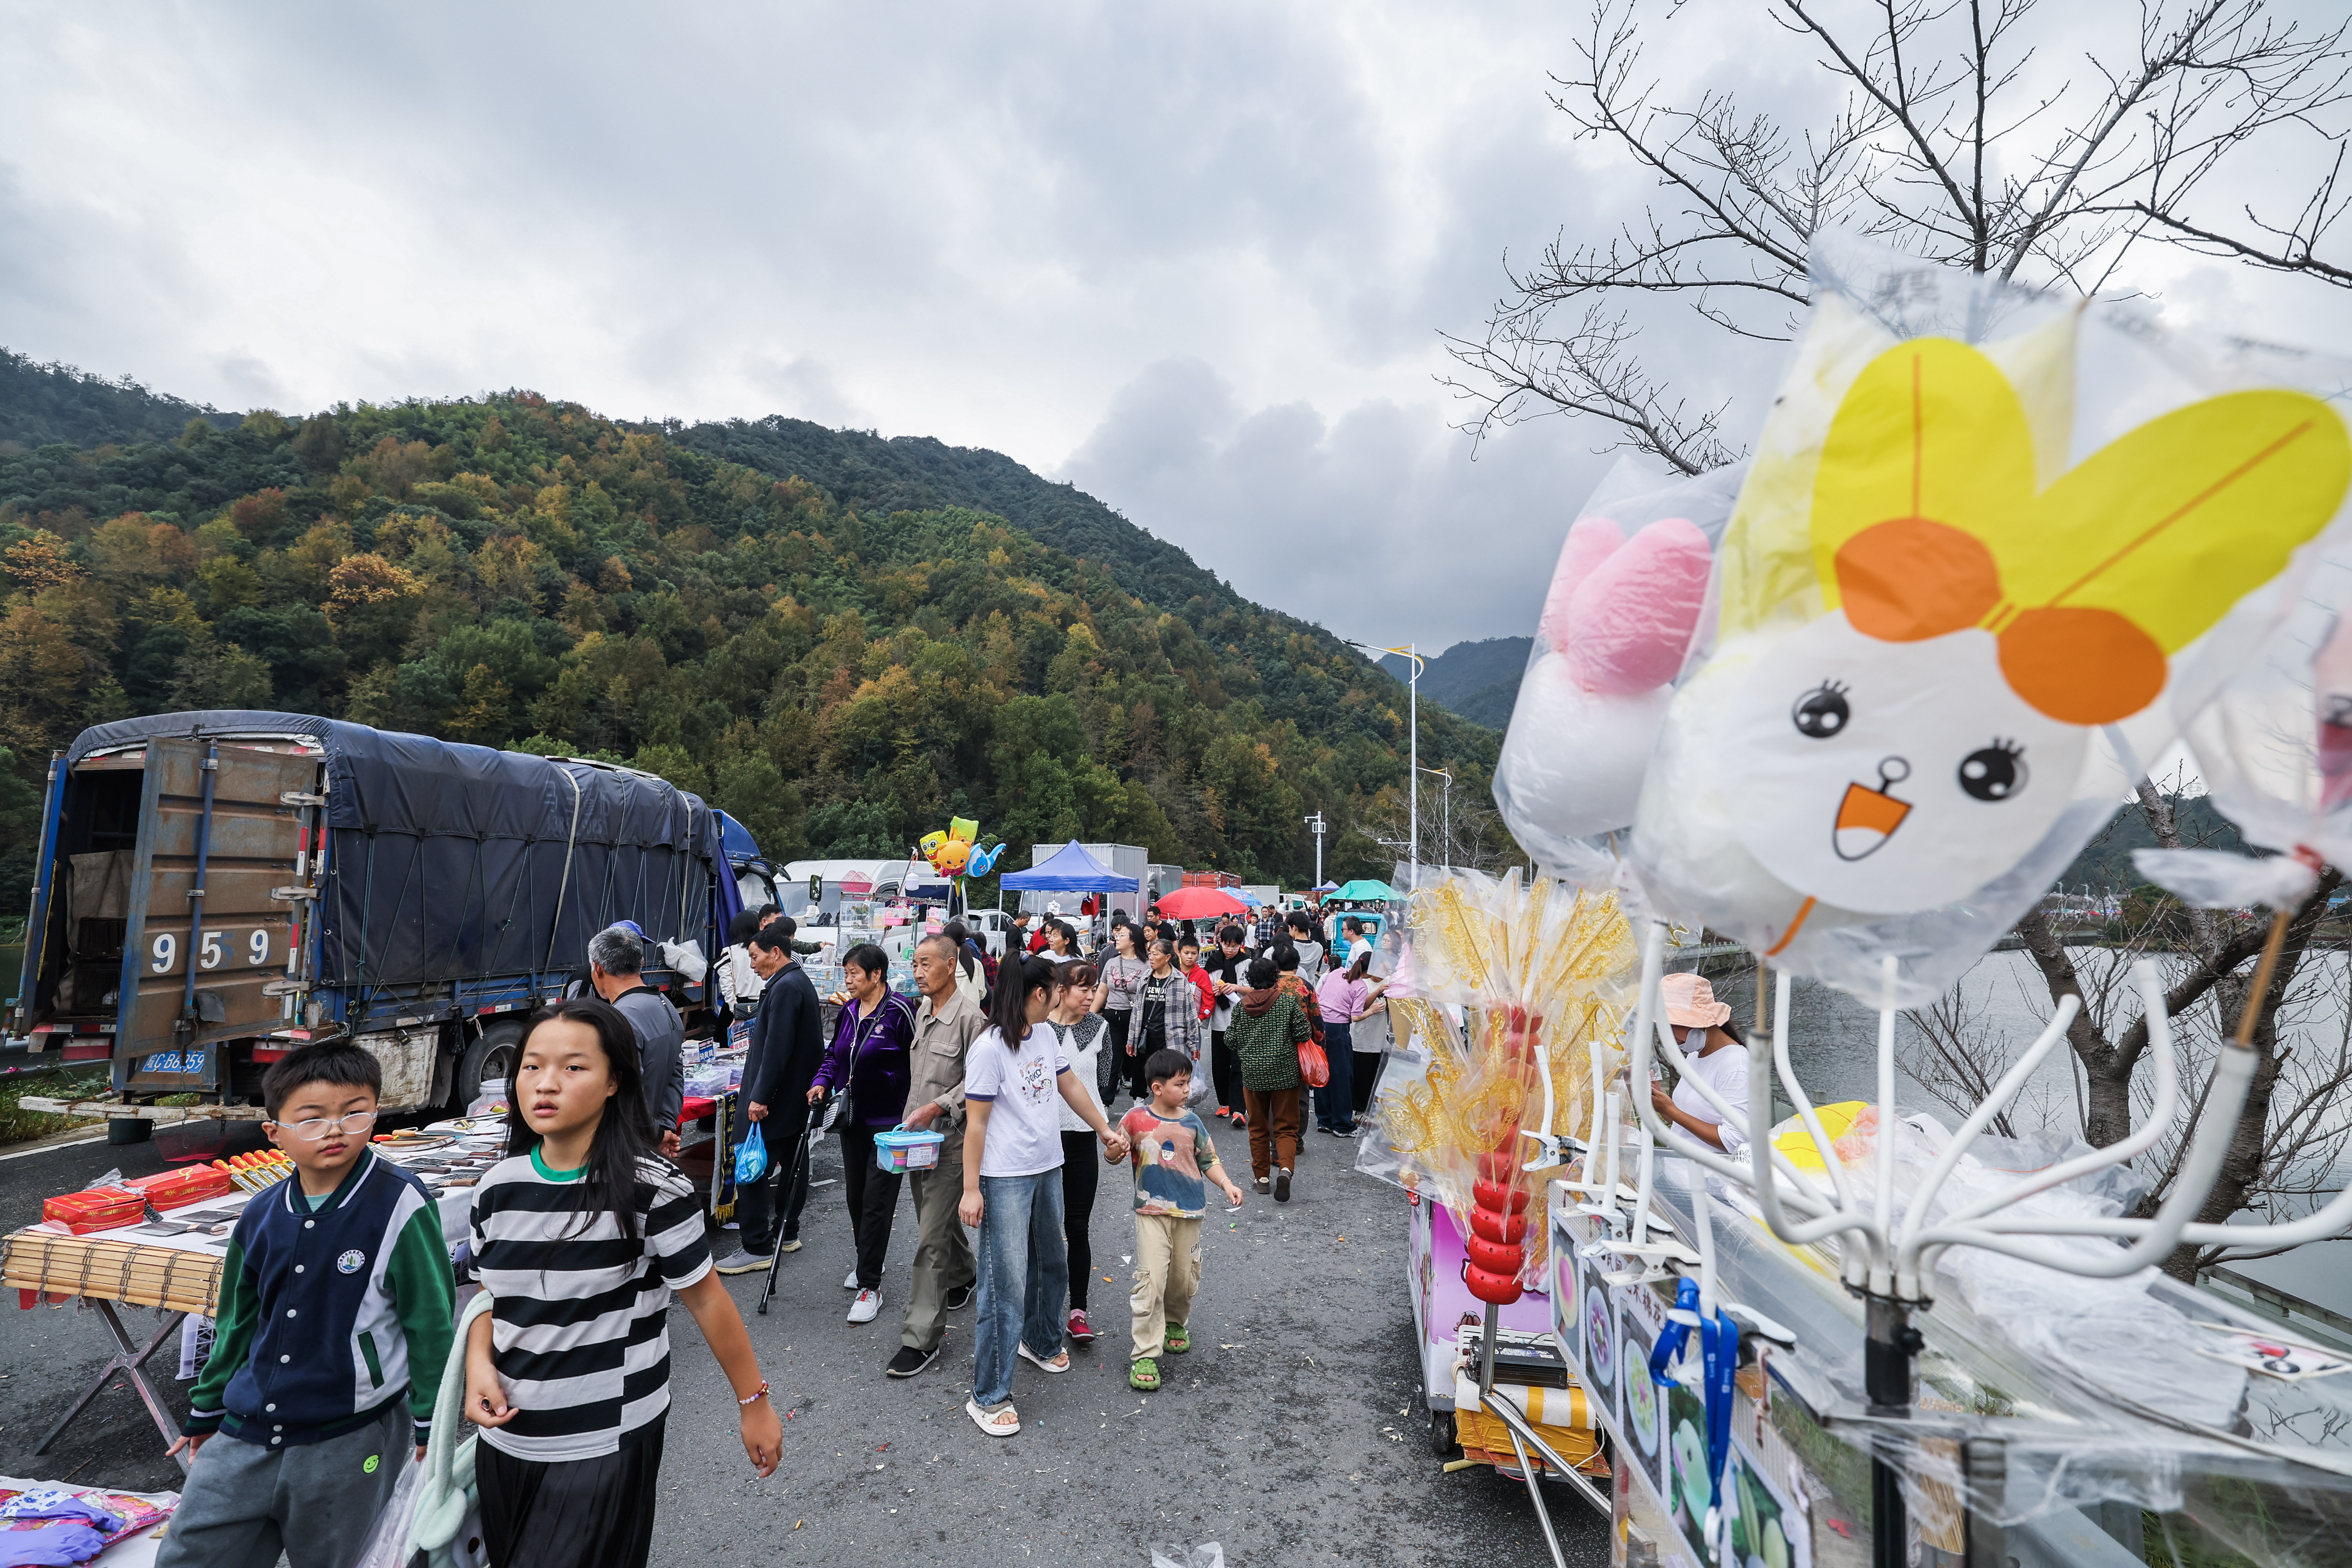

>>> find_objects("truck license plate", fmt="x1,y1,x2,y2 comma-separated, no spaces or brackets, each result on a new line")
141,1049,206,1074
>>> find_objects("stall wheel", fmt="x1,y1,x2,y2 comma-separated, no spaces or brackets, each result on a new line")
1429,1408,1456,1456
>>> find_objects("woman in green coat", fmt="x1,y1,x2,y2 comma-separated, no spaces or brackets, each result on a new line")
1222,956,1309,1201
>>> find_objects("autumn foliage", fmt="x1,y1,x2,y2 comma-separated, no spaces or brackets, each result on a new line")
0,388,1495,911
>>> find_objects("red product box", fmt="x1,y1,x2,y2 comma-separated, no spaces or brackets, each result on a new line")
125,1166,234,1211
41,1189,147,1234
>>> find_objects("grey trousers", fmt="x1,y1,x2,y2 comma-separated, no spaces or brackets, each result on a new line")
899,1152,976,1352
156,1397,409,1568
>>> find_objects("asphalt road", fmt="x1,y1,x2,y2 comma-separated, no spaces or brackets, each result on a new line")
0,1120,1610,1568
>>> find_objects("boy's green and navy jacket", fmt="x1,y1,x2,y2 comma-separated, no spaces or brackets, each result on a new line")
185,1149,455,1449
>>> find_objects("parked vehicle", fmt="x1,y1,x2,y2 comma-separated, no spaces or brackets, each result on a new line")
5,710,759,1134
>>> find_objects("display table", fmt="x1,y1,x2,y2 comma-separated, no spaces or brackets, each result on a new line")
4,1095,744,1472
0,1474,178,1568
4,1137,491,1470
2,1227,223,1470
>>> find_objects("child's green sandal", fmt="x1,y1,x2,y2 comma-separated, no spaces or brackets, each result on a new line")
1163,1321,1191,1354
1130,1357,1161,1392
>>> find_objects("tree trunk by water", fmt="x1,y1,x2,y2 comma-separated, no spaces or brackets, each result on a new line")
2015,854,2341,1281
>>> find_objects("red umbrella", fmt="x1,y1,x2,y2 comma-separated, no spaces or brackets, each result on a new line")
1155,886,1249,919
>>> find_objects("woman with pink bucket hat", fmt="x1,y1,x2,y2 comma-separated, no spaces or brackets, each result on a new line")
1648,972,1750,1153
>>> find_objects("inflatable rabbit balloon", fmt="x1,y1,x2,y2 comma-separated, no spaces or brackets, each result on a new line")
1493,458,1743,893
1632,235,2352,1005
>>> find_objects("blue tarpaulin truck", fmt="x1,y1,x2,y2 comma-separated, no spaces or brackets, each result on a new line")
3,710,776,1136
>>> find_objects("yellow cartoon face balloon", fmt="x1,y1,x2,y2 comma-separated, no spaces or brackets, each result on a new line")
1634,285,2351,984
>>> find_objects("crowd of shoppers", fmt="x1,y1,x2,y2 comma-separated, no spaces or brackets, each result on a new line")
167,892,1416,1568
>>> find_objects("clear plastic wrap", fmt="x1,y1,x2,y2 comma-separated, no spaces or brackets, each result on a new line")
1603,1163,2352,1560
350,1456,426,1568
1630,229,2352,1005
1494,457,1746,893
2140,540,2352,908
1362,869,1638,1285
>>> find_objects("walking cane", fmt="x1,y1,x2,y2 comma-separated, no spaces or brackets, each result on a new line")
759,1094,840,1316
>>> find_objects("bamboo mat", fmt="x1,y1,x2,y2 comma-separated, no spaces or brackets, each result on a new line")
1,1229,223,1316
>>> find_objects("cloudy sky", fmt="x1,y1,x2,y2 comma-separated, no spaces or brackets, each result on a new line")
5,2,2350,650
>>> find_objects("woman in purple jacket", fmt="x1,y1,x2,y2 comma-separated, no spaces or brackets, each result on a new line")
807,943,919,1324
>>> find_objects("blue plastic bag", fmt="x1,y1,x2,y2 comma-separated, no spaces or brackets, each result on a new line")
734,1123,768,1184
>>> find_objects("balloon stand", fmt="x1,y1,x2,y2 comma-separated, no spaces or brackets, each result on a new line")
1362,873,2352,1568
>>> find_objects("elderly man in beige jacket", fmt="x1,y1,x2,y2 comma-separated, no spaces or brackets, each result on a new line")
887,933,986,1377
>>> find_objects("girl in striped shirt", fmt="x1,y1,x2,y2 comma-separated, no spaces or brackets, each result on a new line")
464,998,782,1568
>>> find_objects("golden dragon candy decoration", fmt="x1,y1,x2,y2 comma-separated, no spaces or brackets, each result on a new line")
1380,869,1638,1283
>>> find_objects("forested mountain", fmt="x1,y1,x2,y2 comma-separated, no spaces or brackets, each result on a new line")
2061,792,2247,895
0,376,1497,913
0,351,240,450
1378,637,1530,731
671,417,1229,619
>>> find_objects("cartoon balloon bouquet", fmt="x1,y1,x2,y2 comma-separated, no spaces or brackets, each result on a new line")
918,816,1005,908
1634,311,2351,998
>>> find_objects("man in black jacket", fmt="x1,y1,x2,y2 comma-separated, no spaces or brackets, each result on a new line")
717,920,826,1272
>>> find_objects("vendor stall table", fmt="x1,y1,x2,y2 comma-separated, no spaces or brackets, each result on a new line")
3,1080,746,1473
0,1474,178,1568
3,1151,484,1470
2,1229,223,1471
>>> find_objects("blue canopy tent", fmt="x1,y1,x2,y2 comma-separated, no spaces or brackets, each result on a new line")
1000,840,1140,893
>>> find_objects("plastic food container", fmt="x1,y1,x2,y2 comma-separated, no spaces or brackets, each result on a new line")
874,1127,945,1172
43,1189,147,1234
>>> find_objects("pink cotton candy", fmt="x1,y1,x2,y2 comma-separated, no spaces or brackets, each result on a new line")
1564,517,1712,695
1538,517,1624,652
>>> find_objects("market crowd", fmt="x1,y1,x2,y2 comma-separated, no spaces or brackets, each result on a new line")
710,900,1395,1397
161,900,1396,1568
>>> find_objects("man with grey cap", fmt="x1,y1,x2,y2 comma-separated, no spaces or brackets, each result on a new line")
588,923,686,1154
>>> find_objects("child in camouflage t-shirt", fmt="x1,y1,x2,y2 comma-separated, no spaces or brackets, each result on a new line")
1118,1048,1246,1392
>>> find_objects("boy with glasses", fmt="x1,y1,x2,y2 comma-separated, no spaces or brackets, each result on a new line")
160,1042,456,1568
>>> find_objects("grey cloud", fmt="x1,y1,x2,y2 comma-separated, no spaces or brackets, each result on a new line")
1060,357,1610,649
5,0,2348,669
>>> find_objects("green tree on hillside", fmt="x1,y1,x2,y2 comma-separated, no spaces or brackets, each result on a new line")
0,386,1497,910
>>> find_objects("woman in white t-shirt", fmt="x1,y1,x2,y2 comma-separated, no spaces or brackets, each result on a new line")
959,955,1130,1439
1649,972,1749,1154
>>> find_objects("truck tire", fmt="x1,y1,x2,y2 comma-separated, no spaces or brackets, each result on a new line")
455,1020,527,1112
108,1117,154,1145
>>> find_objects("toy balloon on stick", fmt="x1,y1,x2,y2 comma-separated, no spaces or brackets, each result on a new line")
1494,457,1743,900
1629,234,2352,1005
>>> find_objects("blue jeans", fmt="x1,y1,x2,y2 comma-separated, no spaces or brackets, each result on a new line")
971,1169,1070,1408
1315,1020,1356,1129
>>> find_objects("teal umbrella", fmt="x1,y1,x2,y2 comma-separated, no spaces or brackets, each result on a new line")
1328,878,1397,902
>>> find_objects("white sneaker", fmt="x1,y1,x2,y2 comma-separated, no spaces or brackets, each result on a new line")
848,1288,882,1323
844,1269,861,1290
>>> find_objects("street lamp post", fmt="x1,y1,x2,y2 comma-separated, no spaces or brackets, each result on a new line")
1304,811,1326,886
1418,766,1453,869
1347,638,1424,887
